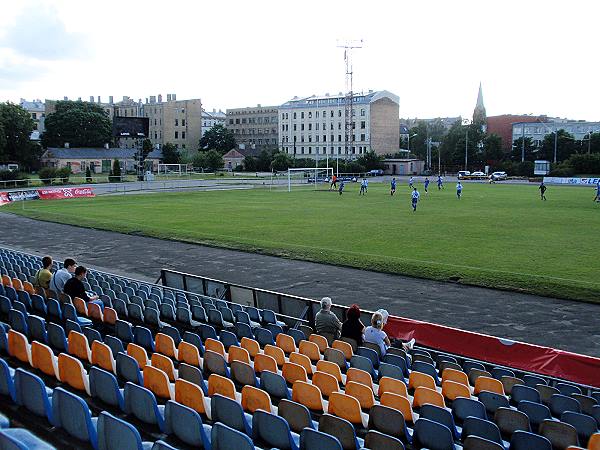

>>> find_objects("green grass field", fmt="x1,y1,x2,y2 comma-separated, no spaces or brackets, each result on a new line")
5,182,600,302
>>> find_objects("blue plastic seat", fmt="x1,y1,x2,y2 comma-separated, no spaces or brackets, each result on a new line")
200,324,218,341
143,308,161,327
31,295,47,316
517,400,552,433
134,326,155,352
412,360,441,385
208,309,231,329
123,382,165,432
463,360,486,373
89,367,125,411
52,387,98,449
522,374,546,387
47,323,68,352
8,310,27,336
211,422,257,450
83,327,102,346
115,320,134,343
252,409,299,450
288,328,306,346
47,299,62,321
161,325,181,345
490,367,515,380
254,327,274,347
219,330,239,349
113,299,127,318
116,352,144,385
556,382,582,396
105,335,125,356
548,393,581,416
420,404,462,440
28,315,48,344
4,287,17,303
509,430,552,450
0,296,11,317
378,362,404,381
0,324,7,354
235,310,258,329
461,416,506,448
561,411,597,446
511,384,540,404
0,358,16,402
63,303,93,328
262,309,285,327
183,331,205,356
16,291,31,310
178,363,208,395
413,417,457,450
65,318,82,335
300,428,343,450
265,323,284,339
127,303,144,322
350,354,378,380
14,368,53,421
211,394,253,436
235,322,253,340
478,391,510,416
0,428,55,450
452,397,487,425
260,370,291,400
191,305,207,323
218,307,236,325
97,411,153,450
356,346,380,369
383,353,410,378
164,400,212,448
11,301,27,316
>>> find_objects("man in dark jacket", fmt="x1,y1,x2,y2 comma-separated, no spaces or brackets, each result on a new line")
64,266,99,303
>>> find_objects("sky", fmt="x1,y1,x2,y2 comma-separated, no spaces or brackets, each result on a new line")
0,0,599,121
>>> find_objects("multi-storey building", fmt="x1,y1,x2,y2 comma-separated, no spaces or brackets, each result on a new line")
278,90,399,159
19,99,45,140
512,119,600,148
201,108,226,137
226,105,278,150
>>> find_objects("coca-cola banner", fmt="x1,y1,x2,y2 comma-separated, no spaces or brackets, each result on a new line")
36,187,95,200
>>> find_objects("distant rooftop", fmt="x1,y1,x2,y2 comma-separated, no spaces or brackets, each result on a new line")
280,90,399,109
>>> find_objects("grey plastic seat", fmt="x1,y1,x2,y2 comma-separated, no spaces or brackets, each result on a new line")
260,370,291,400
300,428,343,450
493,407,530,439
463,435,503,450
47,323,68,352
27,315,48,344
127,303,144,322
115,320,134,343
560,411,598,446
517,400,551,433
278,399,317,433
413,417,457,450
324,348,348,371
555,382,581,396
509,430,552,450
510,384,540,405
252,409,299,450
548,393,581,416
478,391,509,416
420,403,461,440
231,361,258,387
538,419,579,450
368,404,412,443
490,367,515,380
178,363,208,395
461,416,506,448
203,350,230,377
105,335,125,356
364,430,405,450
116,352,143,385
536,384,560,404
318,414,364,450
452,397,487,425
164,400,211,449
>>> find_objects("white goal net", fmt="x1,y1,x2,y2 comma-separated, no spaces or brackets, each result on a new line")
287,167,334,192
157,163,191,175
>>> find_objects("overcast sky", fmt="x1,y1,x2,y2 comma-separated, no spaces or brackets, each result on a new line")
1,0,598,121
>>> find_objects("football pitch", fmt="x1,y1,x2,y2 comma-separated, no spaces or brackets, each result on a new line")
5,182,600,302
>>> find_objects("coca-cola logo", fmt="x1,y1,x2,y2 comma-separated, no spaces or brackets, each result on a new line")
74,189,92,195
62,189,74,197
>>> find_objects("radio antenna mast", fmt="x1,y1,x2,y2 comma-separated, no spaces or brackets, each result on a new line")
337,39,363,161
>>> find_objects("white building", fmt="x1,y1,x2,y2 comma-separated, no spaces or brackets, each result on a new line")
278,90,400,159
19,99,45,140
201,108,226,137
512,119,600,147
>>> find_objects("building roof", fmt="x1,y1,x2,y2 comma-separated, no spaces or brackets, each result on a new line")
279,90,399,109
44,147,163,160
20,100,44,111
202,109,226,119
223,149,245,159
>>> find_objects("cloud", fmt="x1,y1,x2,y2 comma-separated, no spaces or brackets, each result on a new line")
0,2,91,61
0,49,44,88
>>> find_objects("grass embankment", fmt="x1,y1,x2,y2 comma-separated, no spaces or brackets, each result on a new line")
5,182,600,302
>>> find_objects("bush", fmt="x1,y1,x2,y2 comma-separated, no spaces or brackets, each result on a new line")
564,153,600,175
56,167,71,183
0,171,29,188
109,159,122,182
549,163,575,177
38,167,57,185
85,167,92,183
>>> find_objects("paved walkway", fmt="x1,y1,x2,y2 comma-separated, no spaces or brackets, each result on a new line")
1,212,598,357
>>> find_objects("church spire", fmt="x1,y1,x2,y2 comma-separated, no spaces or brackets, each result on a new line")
473,82,486,125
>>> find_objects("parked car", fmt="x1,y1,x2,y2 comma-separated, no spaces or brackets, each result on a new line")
471,171,486,179
491,171,507,181
457,171,471,179
368,169,383,176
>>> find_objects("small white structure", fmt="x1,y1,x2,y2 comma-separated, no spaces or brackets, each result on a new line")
534,160,551,176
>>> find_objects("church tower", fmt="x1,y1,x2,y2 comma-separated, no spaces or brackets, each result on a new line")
473,82,487,127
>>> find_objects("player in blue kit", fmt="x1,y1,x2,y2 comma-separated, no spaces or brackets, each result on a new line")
411,187,420,211
437,175,443,190
594,181,600,202
424,177,430,194
390,177,396,196
456,181,463,199
409,176,414,189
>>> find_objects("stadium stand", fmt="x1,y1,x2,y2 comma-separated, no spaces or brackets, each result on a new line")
0,247,599,449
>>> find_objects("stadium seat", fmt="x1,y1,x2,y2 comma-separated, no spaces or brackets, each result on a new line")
537,384,560,404
58,353,90,394
299,340,321,362
208,373,238,401
91,341,116,374
378,376,408,397
463,436,503,450
151,353,177,381
231,360,258,387
289,352,314,375
452,397,488,425
300,428,343,450
493,407,530,438
509,430,552,450
63,303,92,328
278,399,317,433
174,378,211,418
283,362,308,385
228,345,251,365
115,320,134,343
103,307,117,325
8,330,30,364
561,411,598,447
309,334,329,353
549,393,581,416
292,380,326,412
134,326,155,352
97,411,153,450
51,387,98,449
28,315,48,344
380,392,416,423
346,367,374,391
154,333,177,359
364,430,405,450
412,360,441,385
589,434,600,450
413,417,457,450
68,330,92,362
345,380,376,410
517,399,552,433
211,422,257,450
350,354,377,379
474,376,505,395
205,338,226,356
332,339,354,360
442,379,472,401
420,403,462,440
0,358,16,402
478,391,510,416
0,428,55,450
409,370,437,391
124,382,166,432
327,391,368,428
288,328,306,346
14,369,53,422
319,414,364,450
87,302,103,323
31,341,59,378
312,370,340,397
89,367,125,411
252,409,299,450
511,384,541,404
462,416,506,447
277,333,297,354
260,370,291,400
182,331,205,356
204,350,230,377
384,353,410,377
442,367,470,386
556,383,582,396
211,394,253,436
253,353,277,374
325,347,349,371
177,341,201,367
316,360,345,384
369,403,412,443
127,343,150,369
241,385,274,414
143,365,174,400
539,419,580,450
413,386,446,409
116,352,144,385
571,394,598,416
164,400,212,449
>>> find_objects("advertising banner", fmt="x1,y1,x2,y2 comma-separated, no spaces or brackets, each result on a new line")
544,177,600,185
0,187,95,206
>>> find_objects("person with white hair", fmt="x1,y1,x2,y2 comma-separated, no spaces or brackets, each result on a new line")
377,308,416,351
315,297,342,339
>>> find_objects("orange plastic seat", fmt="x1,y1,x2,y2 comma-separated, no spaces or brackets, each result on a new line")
289,352,314,375
254,353,278,374
8,330,31,365
442,368,470,387
264,345,286,367
242,385,274,414
312,371,340,397
11,278,23,291
413,386,445,408
175,378,211,418
346,381,376,411
58,353,90,395
87,302,104,322
155,333,178,359
127,343,149,369
228,346,251,365
276,333,297,354
143,365,174,400
31,341,59,378
73,297,88,316
205,338,226,357
103,307,117,325
316,360,344,384
378,376,409,398
442,379,471,401
299,340,321,362
309,334,329,353
409,371,437,391
380,392,416,423
332,339,354,360
328,391,368,427
1,275,12,287
177,341,201,367
240,337,260,358
91,341,116,374
282,362,308,385
588,433,600,450
208,374,237,400
474,376,505,395
346,367,373,391
68,330,91,363
23,281,36,295
151,353,177,382
292,381,326,412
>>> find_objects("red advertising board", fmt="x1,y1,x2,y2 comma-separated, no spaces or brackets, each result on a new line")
0,192,10,206
36,187,95,200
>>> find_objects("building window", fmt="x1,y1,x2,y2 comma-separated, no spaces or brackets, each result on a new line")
338,110,342,117
330,111,334,118
301,112,305,119
293,112,297,119
242,118,247,124
182,132,186,139
308,147,312,154
361,134,365,141
361,121,366,129
293,124,297,131
236,119,240,124
229,119,234,124
175,131,179,139
338,134,342,142
301,147,304,154
361,109,365,116
182,119,185,126
301,124,305,131
308,123,312,131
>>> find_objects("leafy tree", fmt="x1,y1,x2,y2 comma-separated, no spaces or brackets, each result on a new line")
41,100,112,148
256,149,275,171
355,151,384,170
198,125,236,153
439,121,484,168
271,152,293,171
539,130,576,162
196,150,224,171
161,143,180,164
511,137,537,162
577,132,600,154
564,153,600,174
0,102,39,170
242,155,258,172
482,133,503,163
85,166,92,182
109,159,122,182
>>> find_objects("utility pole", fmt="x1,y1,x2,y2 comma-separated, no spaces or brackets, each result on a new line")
337,39,363,165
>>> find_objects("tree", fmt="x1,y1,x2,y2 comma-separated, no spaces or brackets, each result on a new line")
109,159,122,182
355,151,384,170
0,102,39,170
161,143,180,164
270,152,293,171
198,125,236,153
539,130,577,162
482,133,503,163
511,137,537,162
196,150,224,171
41,100,112,148
439,121,484,168
242,155,258,172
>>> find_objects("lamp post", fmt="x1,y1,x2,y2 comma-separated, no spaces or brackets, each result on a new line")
462,119,470,171
407,133,418,154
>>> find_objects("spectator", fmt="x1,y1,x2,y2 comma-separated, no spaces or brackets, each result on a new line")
50,258,77,294
377,308,415,351
33,256,53,295
63,266,100,305
364,312,391,356
341,304,365,346
315,297,342,340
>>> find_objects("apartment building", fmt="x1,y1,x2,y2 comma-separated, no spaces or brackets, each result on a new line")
226,105,278,150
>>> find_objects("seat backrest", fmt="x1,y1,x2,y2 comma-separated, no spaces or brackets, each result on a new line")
478,390,509,416
210,394,251,435
442,368,469,386
133,326,155,352
380,392,415,423
556,383,582,397
174,378,207,415
346,367,373,390
316,359,343,383
461,416,504,446
252,409,296,450
177,341,201,367
474,376,505,395
349,354,375,377
205,338,225,356
549,394,581,416
253,353,277,374
328,391,363,426
413,385,445,408
97,411,144,450
420,404,459,439
324,347,348,370
260,370,290,400
279,399,314,434
345,381,375,410
511,384,541,404
309,334,329,353
151,353,176,382
536,383,560,404
289,352,314,375
199,323,218,341
276,333,297,354
240,337,260,358
442,379,471,401
58,353,89,394
219,330,238,349
319,414,360,450
292,380,324,412
300,428,343,450
123,382,165,431
463,435,504,450
413,417,455,450
211,422,255,450
241,385,272,414
378,376,408,398
143,365,173,400
412,360,440,384
452,397,488,424
127,343,149,369
155,333,177,358
368,404,406,439
228,345,251,365
208,373,236,400
51,387,98,445
560,411,597,446
89,367,124,410
14,368,53,421
509,430,552,450
30,341,58,378
68,330,91,362
203,350,229,377
116,352,143,385
500,376,524,396
299,340,321,362
27,315,47,344
231,361,258,387
469,368,492,386
312,371,340,398
332,340,353,360
164,400,209,449
364,430,405,450
409,370,436,391
282,362,308,384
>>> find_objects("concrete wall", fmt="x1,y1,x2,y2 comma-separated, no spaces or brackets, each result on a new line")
370,97,400,156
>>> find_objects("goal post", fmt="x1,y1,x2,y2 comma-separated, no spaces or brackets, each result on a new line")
287,167,334,192
157,163,191,175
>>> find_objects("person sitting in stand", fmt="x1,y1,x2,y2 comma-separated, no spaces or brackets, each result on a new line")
50,258,76,296
33,256,53,296
315,296,342,340
63,265,103,308
341,303,365,346
377,308,415,351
